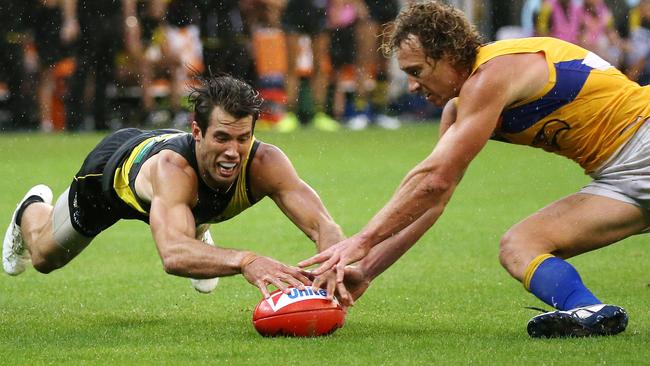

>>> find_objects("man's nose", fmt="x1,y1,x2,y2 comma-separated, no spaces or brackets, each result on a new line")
407,77,421,93
224,142,239,157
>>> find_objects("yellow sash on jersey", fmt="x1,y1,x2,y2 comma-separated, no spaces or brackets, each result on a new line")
113,134,257,220
113,133,183,214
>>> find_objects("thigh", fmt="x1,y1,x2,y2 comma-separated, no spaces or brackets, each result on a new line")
507,192,650,259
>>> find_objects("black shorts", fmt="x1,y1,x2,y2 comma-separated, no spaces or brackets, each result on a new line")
68,128,143,237
33,6,68,67
282,0,328,36
365,0,400,24
330,25,356,69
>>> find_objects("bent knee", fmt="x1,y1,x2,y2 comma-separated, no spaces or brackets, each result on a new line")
31,251,70,274
32,259,63,274
498,229,521,267
498,228,545,280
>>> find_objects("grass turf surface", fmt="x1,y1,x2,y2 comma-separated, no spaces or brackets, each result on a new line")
0,124,649,365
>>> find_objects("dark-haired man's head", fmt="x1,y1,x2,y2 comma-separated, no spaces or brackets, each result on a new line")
189,74,263,191
189,74,263,136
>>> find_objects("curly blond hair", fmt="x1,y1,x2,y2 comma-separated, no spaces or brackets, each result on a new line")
382,1,482,72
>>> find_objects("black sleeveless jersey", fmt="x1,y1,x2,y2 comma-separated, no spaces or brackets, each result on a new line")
101,128,260,225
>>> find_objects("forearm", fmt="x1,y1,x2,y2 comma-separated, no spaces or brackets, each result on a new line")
159,238,254,278
359,206,442,281
274,183,345,253
357,165,455,251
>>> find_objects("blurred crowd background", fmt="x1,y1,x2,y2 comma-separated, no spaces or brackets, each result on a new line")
0,0,649,133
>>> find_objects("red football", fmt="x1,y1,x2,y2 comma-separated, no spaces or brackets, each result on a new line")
253,286,346,337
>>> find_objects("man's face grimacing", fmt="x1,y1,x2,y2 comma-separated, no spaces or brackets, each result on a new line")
396,35,468,108
192,106,254,191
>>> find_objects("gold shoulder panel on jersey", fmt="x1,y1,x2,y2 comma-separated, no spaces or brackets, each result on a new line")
113,133,185,214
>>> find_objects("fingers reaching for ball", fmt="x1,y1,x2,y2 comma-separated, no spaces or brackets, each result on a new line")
241,255,312,298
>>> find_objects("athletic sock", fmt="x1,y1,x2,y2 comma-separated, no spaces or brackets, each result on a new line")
15,196,44,227
524,254,601,311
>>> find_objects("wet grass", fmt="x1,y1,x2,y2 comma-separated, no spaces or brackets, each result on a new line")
1,124,648,365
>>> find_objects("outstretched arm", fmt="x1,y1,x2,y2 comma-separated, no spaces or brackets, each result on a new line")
251,143,345,250
299,59,521,280
250,143,347,297
355,206,441,282
315,205,442,305
148,150,310,298
312,99,458,303
301,53,549,297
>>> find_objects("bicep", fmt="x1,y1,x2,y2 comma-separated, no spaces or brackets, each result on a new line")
149,197,196,250
148,154,198,251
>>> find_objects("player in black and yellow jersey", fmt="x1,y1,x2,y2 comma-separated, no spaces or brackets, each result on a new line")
301,1,650,337
3,74,346,300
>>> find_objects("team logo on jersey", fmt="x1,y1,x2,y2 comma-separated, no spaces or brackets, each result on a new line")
265,286,334,312
532,119,571,150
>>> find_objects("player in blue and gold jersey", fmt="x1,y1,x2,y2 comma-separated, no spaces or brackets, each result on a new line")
3,74,347,300
301,1,650,337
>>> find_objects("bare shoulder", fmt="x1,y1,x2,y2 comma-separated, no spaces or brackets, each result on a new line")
251,141,289,165
248,142,297,198
149,150,197,191
154,149,195,177
132,148,198,207
249,142,293,177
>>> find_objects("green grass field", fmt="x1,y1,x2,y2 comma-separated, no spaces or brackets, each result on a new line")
1,124,649,365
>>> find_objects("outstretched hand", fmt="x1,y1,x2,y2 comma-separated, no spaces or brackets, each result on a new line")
310,265,371,310
298,234,372,284
241,255,311,298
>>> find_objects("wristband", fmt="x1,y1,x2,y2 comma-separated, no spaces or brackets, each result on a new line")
239,252,259,271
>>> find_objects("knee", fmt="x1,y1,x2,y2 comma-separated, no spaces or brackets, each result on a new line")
31,251,68,274
499,229,517,266
498,228,528,278
499,227,555,281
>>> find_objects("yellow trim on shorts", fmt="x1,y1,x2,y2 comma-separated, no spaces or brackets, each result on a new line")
523,254,554,291
74,173,103,180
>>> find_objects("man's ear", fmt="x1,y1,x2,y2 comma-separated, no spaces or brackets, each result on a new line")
191,121,202,141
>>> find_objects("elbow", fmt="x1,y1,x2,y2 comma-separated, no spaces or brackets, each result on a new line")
420,173,455,198
159,249,185,276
